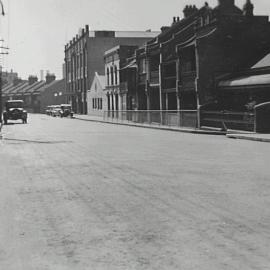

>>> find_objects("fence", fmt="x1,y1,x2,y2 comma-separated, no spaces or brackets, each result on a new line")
200,110,255,132
103,110,198,129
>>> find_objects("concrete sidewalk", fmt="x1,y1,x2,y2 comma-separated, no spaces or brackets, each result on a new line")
74,114,270,142
73,114,225,135
227,132,270,143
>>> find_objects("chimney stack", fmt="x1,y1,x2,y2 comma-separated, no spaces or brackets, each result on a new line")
45,73,56,84
28,75,38,85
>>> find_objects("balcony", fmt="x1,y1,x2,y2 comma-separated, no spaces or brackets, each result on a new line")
150,71,159,85
180,71,196,92
120,82,128,94
138,73,146,85
163,76,176,90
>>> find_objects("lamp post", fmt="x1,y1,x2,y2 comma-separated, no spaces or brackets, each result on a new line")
0,0,5,124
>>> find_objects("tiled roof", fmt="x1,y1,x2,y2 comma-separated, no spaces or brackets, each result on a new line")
2,80,48,97
24,81,46,95
39,79,65,95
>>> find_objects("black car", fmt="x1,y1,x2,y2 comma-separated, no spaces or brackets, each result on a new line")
3,100,28,124
60,104,74,117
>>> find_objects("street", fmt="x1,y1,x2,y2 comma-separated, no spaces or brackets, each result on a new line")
0,114,270,270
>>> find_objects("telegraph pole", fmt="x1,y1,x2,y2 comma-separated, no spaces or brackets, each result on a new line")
0,0,5,124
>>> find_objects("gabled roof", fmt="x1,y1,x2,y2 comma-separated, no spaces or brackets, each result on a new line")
23,81,46,95
90,72,105,91
39,79,65,95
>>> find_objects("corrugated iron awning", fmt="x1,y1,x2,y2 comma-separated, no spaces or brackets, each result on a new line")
219,73,270,89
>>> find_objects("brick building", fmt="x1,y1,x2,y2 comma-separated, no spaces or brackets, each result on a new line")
64,26,159,114
130,0,270,129
105,45,138,112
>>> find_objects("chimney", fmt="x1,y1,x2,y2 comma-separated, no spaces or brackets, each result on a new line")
183,5,198,18
40,70,44,81
243,0,254,16
46,73,56,84
28,75,38,85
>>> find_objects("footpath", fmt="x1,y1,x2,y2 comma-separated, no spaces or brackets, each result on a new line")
73,114,224,135
73,114,270,142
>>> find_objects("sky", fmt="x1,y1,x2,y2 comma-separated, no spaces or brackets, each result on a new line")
0,0,269,80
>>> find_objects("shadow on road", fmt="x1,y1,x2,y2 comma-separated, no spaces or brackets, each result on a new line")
3,138,73,144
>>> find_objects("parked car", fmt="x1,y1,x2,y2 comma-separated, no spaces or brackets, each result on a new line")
45,105,54,116
60,104,74,118
3,100,28,124
51,105,62,117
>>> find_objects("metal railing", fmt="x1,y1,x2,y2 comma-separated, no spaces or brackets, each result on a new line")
103,110,198,129
200,110,255,131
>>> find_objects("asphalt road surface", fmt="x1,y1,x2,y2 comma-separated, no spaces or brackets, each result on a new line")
0,114,270,270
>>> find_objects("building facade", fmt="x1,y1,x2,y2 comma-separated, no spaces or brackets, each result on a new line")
132,0,270,124
64,26,159,114
105,45,138,112
87,72,106,116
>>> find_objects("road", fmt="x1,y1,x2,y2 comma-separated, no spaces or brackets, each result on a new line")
0,114,270,270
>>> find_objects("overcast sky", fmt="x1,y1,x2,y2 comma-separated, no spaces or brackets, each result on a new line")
0,0,269,80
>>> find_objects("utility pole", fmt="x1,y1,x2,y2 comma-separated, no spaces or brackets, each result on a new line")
0,0,6,124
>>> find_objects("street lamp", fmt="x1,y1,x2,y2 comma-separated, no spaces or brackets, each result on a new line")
0,0,5,124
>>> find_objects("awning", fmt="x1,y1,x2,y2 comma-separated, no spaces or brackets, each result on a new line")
219,73,270,89
120,59,137,70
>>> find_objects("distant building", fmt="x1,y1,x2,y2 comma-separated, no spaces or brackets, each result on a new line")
39,79,67,113
2,73,57,113
64,26,159,114
2,69,18,85
87,72,106,116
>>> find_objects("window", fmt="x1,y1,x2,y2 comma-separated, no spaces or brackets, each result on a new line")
139,58,146,73
92,98,94,109
100,98,103,110
181,46,196,73
107,68,110,86
114,66,118,85
110,66,114,85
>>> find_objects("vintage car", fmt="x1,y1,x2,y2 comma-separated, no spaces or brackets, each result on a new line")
51,105,62,117
45,105,54,116
60,104,74,117
3,100,28,124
